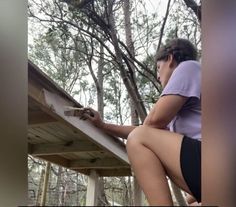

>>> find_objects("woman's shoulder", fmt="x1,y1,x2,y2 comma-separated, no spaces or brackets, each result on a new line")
174,60,201,76
178,60,201,69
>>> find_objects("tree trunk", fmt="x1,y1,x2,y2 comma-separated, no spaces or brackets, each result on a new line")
120,177,129,206
107,0,147,122
35,168,45,206
96,42,109,206
128,176,133,206
61,183,67,205
40,162,51,206
123,0,140,126
55,166,62,206
123,1,143,205
97,42,104,120
97,177,109,206
76,173,80,206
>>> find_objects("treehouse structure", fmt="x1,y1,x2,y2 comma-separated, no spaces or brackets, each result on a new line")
28,61,144,205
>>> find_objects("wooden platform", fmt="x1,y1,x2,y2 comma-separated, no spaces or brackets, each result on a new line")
28,61,131,176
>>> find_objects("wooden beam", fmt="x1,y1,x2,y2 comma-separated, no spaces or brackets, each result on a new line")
29,141,102,155
91,168,132,177
37,155,70,168
69,158,130,169
86,170,99,206
36,156,131,176
74,168,132,177
28,111,57,126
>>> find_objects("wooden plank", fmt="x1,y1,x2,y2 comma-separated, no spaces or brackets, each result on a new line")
46,123,74,138
28,111,57,126
97,168,132,176
69,158,129,169
28,95,88,142
60,152,95,160
28,129,53,144
53,122,89,141
39,125,72,142
28,131,46,144
29,127,64,143
28,80,48,106
29,141,102,156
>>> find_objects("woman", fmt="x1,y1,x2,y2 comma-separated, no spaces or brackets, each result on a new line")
80,38,201,206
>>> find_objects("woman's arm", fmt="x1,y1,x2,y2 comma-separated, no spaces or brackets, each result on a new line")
144,95,188,129
79,94,187,138
101,123,136,139
79,107,136,139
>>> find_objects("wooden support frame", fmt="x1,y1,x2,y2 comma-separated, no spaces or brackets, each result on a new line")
69,158,130,169
28,81,129,164
28,61,132,177
43,89,129,163
73,168,132,177
28,140,102,155
35,154,131,177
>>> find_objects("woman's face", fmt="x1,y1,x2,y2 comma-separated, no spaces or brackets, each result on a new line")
157,55,177,88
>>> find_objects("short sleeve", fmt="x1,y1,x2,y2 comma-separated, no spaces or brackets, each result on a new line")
161,61,201,99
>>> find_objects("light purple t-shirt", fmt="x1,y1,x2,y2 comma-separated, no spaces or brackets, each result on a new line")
161,60,201,140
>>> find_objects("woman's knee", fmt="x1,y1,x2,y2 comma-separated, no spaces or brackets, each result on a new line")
127,125,147,142
128,125,150,139
126,125,147,150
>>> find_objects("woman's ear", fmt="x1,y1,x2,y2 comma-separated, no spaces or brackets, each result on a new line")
168,54,177,69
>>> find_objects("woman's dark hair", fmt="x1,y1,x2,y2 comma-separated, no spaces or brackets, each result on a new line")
156,38,198,65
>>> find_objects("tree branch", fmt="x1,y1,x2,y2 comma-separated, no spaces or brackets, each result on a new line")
182,0,201,23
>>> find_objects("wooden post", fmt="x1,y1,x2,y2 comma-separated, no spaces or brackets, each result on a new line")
40,162,51,206
86,170,99,206
133,176,143,206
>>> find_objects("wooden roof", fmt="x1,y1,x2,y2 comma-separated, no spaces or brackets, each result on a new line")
28,61,131,176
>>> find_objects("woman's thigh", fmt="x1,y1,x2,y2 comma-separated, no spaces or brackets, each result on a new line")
127,125,192,195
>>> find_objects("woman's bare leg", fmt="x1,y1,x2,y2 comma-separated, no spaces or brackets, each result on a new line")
186,194,201,206
126,125,193,206
127,140,173,205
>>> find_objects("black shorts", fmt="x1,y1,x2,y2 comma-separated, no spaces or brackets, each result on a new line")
180,136,201,203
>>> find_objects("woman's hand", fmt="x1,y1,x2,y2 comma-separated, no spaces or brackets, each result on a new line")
79,107,105,128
